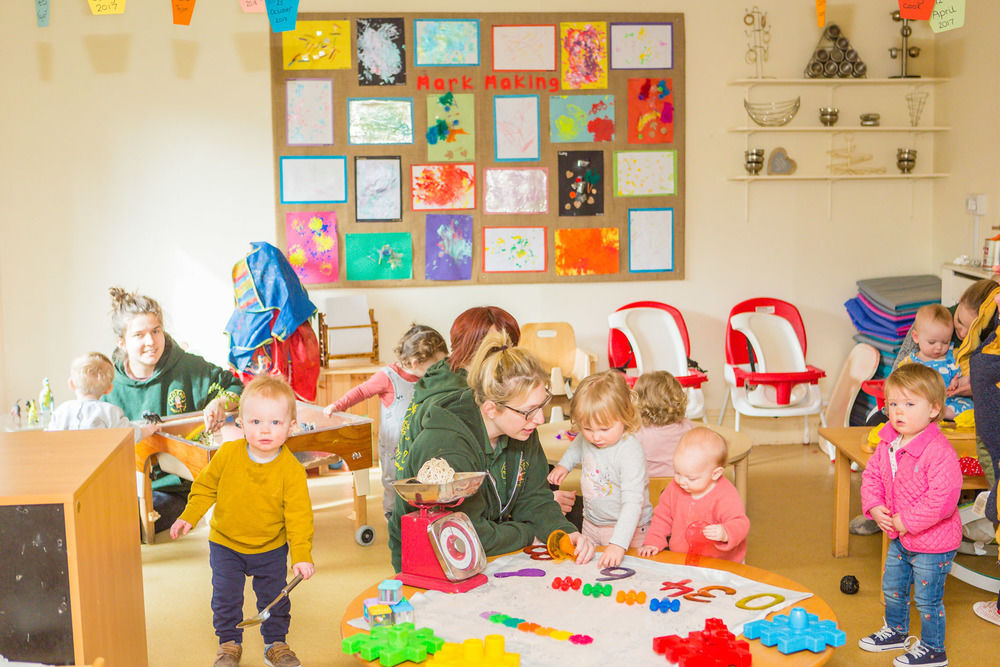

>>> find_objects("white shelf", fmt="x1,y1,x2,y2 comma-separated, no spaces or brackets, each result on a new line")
729,173,949,182
728,126,949,133
729,78,949,85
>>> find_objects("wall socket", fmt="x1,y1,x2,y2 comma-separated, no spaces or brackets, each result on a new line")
966,193,987,215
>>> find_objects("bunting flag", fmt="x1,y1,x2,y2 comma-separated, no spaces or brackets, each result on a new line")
815,0,825,28
898,0,934,21
36,0,50,27
264,0,299,32
239,0,266,12
172,0,196,26
87,0,126,15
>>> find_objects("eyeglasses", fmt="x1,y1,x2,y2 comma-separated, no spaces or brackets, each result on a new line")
500,391,552,421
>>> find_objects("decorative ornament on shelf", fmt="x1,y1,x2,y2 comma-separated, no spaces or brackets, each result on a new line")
906,91,928,127
744,149,765,175
767,148,797,175
743,6,771,79
889,10,921,78
896,148,917,174
744,96,800,127
804,24,868,78
827,136,886,175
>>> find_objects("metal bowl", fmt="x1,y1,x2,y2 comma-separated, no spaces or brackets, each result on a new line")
391,471,487,505
744,97,800,127
819,107,839,126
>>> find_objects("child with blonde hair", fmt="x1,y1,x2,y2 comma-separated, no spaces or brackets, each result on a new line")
547,370,652,568
47,352,133,431
639,427,749,563
858,364,961,667
902,303,973,419
634,371,697,477
171,376,314,667
324,324,448,517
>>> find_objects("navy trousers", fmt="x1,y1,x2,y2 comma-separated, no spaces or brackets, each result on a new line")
209,542,290,645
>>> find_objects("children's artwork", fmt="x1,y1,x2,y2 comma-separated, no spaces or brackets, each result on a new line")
286,79,333,145
345,232,412,281
614,150,676,196
411,163,476,211
560,22,608,90
414,19,480,66
492,25,557,71
354,156,402,222
356,18,406,85
628,208,673,272
483,227,546,272
555,227,619,276
549,95,615,143
627,78,674,144
494,95,540,162
279,156,347,203
610,22,673,69
285,211,338,284
425,214,473,281
281,20,351,69
426,92,475,162
484,168,548,214
347,98,413,144
558,150,604,216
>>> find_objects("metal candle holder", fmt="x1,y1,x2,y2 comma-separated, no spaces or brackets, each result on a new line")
889,11,921,78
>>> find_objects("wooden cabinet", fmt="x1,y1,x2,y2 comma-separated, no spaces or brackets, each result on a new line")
0,429,148,666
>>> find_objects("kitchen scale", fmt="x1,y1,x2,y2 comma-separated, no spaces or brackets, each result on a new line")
391,472,489,593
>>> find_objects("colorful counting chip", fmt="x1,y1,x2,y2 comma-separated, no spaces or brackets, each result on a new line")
649,597,681,613
615,589,647,605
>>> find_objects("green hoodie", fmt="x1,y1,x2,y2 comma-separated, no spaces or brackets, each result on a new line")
104,336,243,421
388,388,574,572
393,357,468,478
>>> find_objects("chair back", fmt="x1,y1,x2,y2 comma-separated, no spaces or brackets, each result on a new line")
608,307,689,377
520,322,578,379
823,343,880,428
729,311,809,407
724,297,808,367
648,476,673,506
608,301,691,370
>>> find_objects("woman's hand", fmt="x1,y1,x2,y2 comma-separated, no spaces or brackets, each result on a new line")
568,532,595,565
547,465,569,486
947,375,972,397
203,397,227,433
552,490,576,514
598,544,626,568
637,544,661,558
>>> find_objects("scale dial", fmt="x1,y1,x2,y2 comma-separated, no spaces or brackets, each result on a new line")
427,511,486,581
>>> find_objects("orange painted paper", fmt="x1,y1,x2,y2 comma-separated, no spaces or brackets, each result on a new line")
815,0,825,27
555,227,619,276
172,0,196,26
88,0,126,14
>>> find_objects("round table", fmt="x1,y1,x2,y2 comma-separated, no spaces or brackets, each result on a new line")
341,550,835,666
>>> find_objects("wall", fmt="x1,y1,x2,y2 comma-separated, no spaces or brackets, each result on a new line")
0,1,956,413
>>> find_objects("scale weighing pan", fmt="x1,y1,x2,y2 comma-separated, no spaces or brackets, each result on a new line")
391,472,486,505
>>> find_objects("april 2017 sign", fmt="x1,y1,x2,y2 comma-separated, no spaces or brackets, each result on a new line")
930,0,965,33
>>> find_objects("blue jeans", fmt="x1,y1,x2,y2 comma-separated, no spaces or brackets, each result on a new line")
883,539,956,652
209,542,290,645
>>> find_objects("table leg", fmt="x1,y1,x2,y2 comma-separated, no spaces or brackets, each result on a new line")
352,469,369,532
139,457,157,545
733,458,748,508
833,451,851,557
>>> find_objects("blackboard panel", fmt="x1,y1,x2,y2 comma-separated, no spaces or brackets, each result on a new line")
0,504,74,665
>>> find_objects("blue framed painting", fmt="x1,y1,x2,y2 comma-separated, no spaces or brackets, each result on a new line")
493,95,540,162
279,156,348,204
627,207,674,273
414,19,480,66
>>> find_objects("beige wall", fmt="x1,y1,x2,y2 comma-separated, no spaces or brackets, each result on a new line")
0,1,963,412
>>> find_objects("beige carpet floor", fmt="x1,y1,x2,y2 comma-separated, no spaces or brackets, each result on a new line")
141,436,999,665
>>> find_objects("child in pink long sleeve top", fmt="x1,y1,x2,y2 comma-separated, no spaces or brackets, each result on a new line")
638,427,749,563
858,364,961,667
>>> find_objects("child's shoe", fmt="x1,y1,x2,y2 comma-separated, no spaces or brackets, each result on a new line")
264,641,301,667
858,625,908,652
892,639,947,666
973,600,1000,626
214,641,242,667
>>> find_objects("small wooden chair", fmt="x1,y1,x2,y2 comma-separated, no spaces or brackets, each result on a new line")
648,476,672,506
519,322,595,398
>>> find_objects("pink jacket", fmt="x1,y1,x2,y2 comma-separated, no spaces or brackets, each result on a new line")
860,421,962,554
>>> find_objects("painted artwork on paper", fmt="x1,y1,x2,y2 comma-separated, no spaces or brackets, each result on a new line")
549,95,615,143
610,22,673,69
279,156,347,203
425,214,473,281
483,227,546,273
558,150,604,216
411,163,476,211
285,211,338,284
414,19,480,66
345,232,412,281
357,18,406,85
492,25,557,71
286,79,333,145
555,227,619,276
560,22,608,90
355,156,402,222
347,98,414,144
627,78,674,144
426,92,475,162
628,208,673,272
494,95,540,162
614,150,676,197
282,20,351,70
484,168,548,214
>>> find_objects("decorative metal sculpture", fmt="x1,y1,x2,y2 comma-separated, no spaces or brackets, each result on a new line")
889,10,921,78
827,136,886,175
804,24,867,78
744,6,771,79
906,91,928,127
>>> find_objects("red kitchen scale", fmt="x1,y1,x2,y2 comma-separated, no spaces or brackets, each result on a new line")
391,472,489,593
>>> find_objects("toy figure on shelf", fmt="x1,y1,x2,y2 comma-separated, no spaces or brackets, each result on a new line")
38,377,54,425
26,400,38,426
9,400,21,428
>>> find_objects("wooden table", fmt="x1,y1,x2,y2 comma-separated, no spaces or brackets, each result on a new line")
536,420,753,506
819,425,987,558
316,362,385,446
340,550,836,666
135,402,373,543
1,429,148,666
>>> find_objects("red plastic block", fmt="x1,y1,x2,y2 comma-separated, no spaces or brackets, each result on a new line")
653,618,752,667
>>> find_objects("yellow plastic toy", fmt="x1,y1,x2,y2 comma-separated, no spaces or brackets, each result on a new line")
426,635,519,666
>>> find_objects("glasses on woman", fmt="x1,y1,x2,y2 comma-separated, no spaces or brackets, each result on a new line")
501,391,552,421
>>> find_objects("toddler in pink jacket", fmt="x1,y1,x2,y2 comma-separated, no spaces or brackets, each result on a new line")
858,364,961,667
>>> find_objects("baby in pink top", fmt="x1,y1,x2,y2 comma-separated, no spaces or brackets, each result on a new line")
634,371,697,478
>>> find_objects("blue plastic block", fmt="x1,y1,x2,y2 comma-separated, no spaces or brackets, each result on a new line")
742,607,846,654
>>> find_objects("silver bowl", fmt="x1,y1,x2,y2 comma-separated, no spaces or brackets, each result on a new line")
744,149,765,175
391,471,487,505
819,107,839,126
896,149,917,173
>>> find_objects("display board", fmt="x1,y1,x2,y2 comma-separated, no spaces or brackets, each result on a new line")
269,13,685,286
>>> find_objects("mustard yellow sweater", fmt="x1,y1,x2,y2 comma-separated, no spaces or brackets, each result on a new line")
179,439,313,565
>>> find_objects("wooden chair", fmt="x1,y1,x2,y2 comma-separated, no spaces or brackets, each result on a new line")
519,322,595,398
317,310,379,365
648,476,672,506
818,343,879,461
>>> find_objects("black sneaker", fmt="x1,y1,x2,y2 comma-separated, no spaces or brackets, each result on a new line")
893,640,947,666
858,625,908,652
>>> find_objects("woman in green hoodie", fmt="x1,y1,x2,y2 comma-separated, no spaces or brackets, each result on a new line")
389,331,594,572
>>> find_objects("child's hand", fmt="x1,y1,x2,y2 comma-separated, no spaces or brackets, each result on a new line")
137,422,163,441
170,519,192,539
323,404,337,417
637,544,661,558
948,375,972,397
869,506,894,533
569,532,595,565
552,489,576,514
703,524,728,542
292,562,315,580
547,465,569,486
203,398,227,433
598,544,626,568
891,514,907,536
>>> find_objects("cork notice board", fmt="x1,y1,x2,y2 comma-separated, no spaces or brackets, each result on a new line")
269,13,685,287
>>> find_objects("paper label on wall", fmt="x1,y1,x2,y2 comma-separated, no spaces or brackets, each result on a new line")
930,0,964,33
36,0,50,27
88,0,126,15
172,0,196,26
240,0,266,12
898,0,934,20
265,0,300,33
